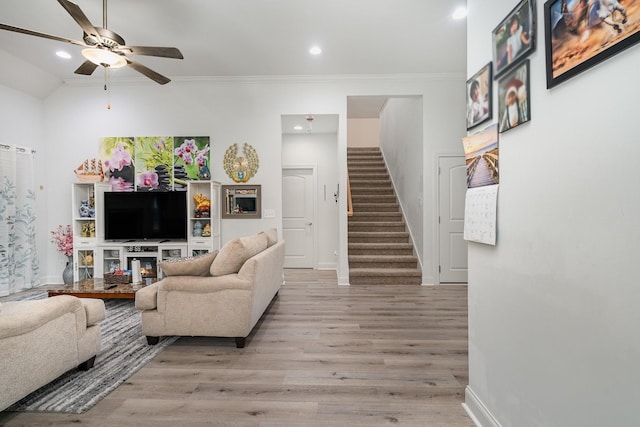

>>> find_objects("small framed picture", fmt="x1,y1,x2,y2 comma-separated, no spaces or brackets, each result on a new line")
466,62,493,130
492,0,536,78
498,59,531,133
544,0,640,88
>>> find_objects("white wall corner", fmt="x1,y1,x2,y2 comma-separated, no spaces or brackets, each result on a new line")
463,386,502,427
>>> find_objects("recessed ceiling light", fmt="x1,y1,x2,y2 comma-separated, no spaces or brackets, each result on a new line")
452,6,468,20
309,46,322,55
56,50,72,59
293,125,304,131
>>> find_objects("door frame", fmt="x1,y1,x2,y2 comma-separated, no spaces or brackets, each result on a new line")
436,154,468,285
282,165,318,268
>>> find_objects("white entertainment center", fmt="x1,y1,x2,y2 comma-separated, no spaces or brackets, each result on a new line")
71,181,221,282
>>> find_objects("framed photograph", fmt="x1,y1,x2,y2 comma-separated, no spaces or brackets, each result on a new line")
544,0,640,89
466,63,493,130
498,60,531,133
492,0,536,78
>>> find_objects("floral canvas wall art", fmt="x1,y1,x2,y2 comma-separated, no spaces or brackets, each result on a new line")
134,136,174,192
99,137,135,192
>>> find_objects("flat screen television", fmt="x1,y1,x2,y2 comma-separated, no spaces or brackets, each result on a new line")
104,191,187,241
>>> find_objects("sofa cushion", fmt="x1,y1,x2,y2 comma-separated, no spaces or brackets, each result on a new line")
210,233,269,276
0,295,82,339
81,298,106,326
259,228,278,247
158,251,218,277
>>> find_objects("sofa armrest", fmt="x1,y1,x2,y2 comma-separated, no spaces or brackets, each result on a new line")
0,295,82,339
135,281,161,310
81,298,105,326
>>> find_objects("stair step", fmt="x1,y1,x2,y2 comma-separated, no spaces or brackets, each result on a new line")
349,222,406,233
349,268,422,285
348,231,410,243
347,160,386,167
350,180,392,187
349,174,390,181
349,242,414,256
348,187,394,196
349,212,403,221
351,195,397,203
348,167,388,173
349,255,418,269
351,203,399,213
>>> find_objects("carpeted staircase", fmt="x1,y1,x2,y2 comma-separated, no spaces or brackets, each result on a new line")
348,147,421,285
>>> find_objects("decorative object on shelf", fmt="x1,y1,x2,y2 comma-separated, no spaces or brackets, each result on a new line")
467,62,493,130
81,252,94,267
223,143,259,183
79,200,91,217
131,259,142,284
202,223,212,237
51,226,73,284
193,193,211,218
544,0,640,89
492,0,536,79
192,221,203,237
74,158,105,183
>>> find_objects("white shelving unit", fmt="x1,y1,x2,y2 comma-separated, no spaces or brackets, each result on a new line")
187,181,221,256
70,181,220,282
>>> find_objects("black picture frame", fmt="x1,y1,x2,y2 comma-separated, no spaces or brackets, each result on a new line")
492,0,537,79
466,62,493,130
497,59,531,133
544,0,640,89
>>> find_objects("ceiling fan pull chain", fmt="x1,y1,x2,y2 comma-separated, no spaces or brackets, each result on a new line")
104,67,111,110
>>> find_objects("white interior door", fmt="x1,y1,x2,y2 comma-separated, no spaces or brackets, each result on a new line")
438,156,468,283
282,168,315,268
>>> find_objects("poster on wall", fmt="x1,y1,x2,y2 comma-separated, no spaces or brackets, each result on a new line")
464,184,499,245
544,0,640,88
462,124,499,188
100,136,210,191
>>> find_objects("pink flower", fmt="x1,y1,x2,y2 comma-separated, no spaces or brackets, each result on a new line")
138,171,159,189
174,146,186,158
196,151,208,167
51,225,73,257
105,144,132,172
182,139,197,154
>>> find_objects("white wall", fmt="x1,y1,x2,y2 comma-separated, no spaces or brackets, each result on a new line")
282,132,339,269
347,118,380,147
380,97,424,264
0,84,49,285
465,2,640,426
38,75,465,285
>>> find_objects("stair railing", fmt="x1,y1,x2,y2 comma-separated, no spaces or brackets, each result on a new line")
347,178,353,217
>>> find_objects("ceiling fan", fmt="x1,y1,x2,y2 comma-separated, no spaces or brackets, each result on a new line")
0,0,183,85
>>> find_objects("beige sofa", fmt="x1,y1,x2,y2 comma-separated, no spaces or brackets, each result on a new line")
0,295,105,411
135,230,285,348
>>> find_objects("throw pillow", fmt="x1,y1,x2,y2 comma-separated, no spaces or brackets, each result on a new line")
158,251,218,277
210,233,268,276
259,227,278,247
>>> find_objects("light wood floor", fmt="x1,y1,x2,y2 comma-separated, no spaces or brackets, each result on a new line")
0,270,472,426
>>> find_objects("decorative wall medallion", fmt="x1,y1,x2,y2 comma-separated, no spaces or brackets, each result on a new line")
223,143,259,183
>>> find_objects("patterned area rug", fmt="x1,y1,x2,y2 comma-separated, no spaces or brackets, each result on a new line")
5,291,177,414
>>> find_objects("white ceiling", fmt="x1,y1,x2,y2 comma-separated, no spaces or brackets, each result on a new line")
0,0,467,109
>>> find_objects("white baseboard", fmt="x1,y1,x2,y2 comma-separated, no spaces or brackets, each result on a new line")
463,386,502,427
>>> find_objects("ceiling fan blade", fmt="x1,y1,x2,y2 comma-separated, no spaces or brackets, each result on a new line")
126,58,171,85
57,0,100,41
74,60,99,75
119,46,184,59
0,23,86,47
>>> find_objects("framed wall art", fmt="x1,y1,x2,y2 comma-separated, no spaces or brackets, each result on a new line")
544,0,640,88
492,0,536,78
498,60,531,133
466,62,493,130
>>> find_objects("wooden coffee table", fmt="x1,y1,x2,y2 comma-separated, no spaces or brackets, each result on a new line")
47,278,154,299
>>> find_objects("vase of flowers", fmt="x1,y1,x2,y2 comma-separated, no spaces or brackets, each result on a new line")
51,225,74,284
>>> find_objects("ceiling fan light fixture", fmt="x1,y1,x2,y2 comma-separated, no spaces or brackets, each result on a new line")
82,48,126,68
